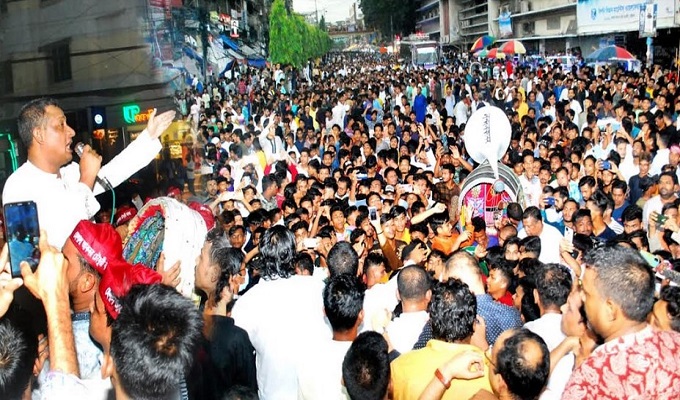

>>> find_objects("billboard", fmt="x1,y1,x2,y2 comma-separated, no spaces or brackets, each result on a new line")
499,10,513,38
577,0,676,35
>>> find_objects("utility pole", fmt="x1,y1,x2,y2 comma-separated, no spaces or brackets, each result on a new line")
199,0,209,82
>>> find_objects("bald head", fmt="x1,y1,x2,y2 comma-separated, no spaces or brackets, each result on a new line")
444,251,484,294
397,266,431,301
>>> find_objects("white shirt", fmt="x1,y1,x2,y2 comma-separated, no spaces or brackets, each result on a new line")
453,101,469,127
360,277,399,333
232,276,332,400
642,195,679,229
518,223,563,264
650,148,670,177
385,310,429,354
3,130,161,249
524,313,574,400
519,174,542,208
296,340,351,400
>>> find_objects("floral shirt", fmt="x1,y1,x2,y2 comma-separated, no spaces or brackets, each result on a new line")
562,326,680,400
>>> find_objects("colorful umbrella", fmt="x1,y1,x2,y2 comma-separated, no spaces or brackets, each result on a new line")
470,35,496,53
499,40,526,54
585,45,636,62
475,48,505,59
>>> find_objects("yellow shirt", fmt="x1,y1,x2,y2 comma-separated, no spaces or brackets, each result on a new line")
391,340,491,400
399,228,411,244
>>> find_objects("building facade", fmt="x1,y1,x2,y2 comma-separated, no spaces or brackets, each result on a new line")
0,0,180,186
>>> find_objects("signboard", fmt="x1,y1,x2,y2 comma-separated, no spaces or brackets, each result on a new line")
230,19,239,38
577,0,676,35
122,105,155,125
498,8,513,38
639,3,657,38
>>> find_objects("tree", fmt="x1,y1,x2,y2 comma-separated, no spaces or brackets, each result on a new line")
359,0,416,40
269,0,331,67
319,14,326,31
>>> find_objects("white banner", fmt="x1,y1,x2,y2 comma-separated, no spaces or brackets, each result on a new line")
577,0,676,35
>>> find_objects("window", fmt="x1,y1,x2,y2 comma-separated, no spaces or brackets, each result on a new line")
547,16,560,31
0,61,12,95
50,42,72,82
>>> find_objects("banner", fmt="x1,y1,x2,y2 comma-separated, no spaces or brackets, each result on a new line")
577,0,676,35
499,10,513,38
639,3,657,38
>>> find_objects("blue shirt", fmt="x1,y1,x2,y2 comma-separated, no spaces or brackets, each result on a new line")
612,202,629,225
476,294,523,345
412,293,523,349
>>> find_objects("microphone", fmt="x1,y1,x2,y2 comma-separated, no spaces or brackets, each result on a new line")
74,142,113,190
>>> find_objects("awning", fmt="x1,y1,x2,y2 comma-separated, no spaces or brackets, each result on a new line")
182,46,202,61
220,35,239,51
247,58,267,68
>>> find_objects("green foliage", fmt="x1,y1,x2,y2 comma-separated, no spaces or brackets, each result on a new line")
319,15,326,31
359,0,416,39
268,0,331,67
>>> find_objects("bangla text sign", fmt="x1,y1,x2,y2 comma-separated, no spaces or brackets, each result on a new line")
577,0,676,35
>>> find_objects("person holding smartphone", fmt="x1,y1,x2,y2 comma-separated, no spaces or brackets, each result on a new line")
3,98,175,249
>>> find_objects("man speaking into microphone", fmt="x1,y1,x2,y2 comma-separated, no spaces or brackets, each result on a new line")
3,98,175,249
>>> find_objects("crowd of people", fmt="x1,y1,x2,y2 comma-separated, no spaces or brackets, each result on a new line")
1,50,680,400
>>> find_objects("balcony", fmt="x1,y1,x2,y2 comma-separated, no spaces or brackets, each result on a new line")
417,0,439,13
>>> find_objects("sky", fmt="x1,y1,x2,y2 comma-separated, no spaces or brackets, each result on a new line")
292,0,355,23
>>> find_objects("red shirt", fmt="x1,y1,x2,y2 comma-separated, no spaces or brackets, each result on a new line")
495,292,513,307
562,326,680,400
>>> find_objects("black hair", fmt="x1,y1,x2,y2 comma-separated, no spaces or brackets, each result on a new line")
213,248,245,303
522,206,542,222
0,309,37,399
659,286,680,333
583,245,655,322
573,208,592,225
294,252,314,275
494,329,550,400
342,331,390,400
471,216,486,232
578,175,596,189
428,212,450,235
587,190,613,214
519,236,541,258
111,284,202,400
18,97,60,148
517,258,542,281
397,266,431,301
534,263,572,309
323,274,365,332
506,203,523,221
222,385,259,400
516,278,541,322
327,241,359,277
364,252,385,273
429,278,477,342
258,225,297,279
622,205,643,223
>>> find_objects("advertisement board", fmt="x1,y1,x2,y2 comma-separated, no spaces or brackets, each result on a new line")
577,0,676,35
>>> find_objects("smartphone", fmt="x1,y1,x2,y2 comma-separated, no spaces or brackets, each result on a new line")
398,184,413,192
368,207,378,222
601,160,611,170
545,197,556,206
303,237,320,249
356,173,368,180
242,176,251,187
564,226,574,243
4,201,41,278
657,214,668,225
